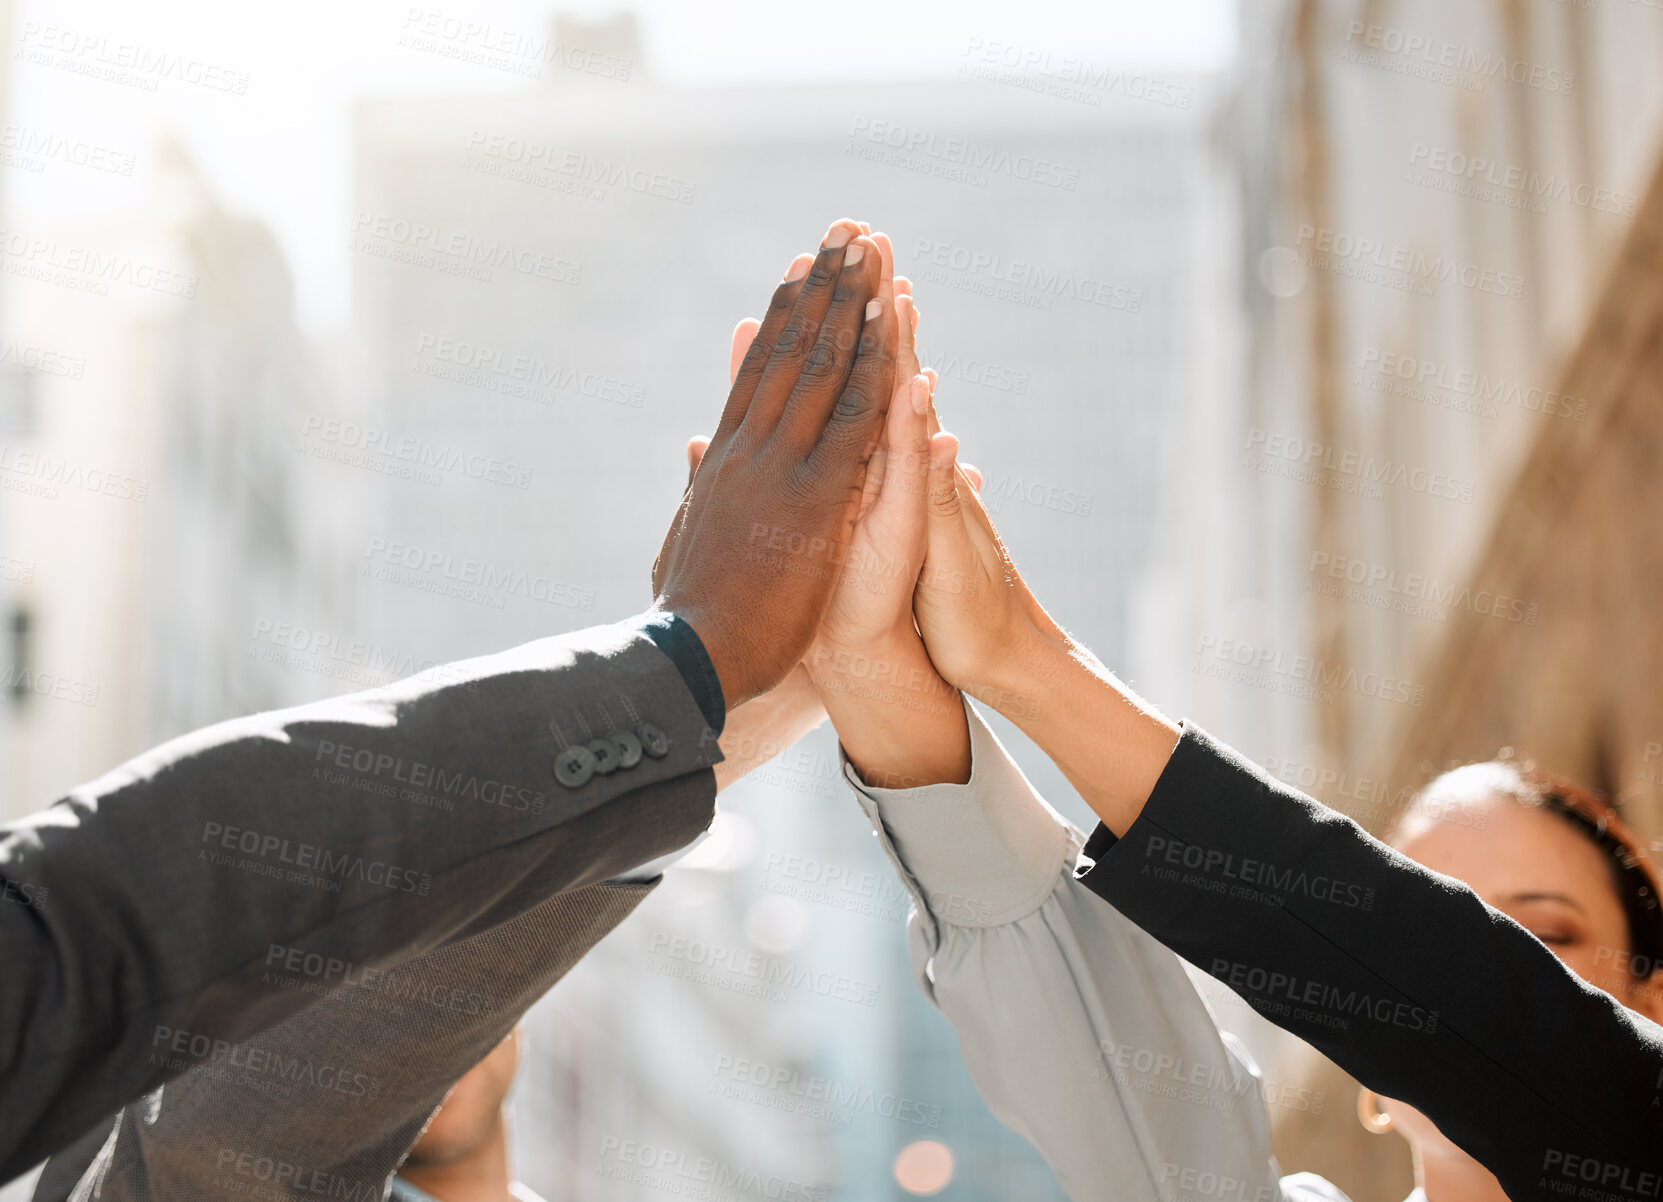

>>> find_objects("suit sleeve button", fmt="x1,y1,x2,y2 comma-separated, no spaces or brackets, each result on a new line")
586,737,620,776
612,729,643,769
553,745,596,788
637,722,670,758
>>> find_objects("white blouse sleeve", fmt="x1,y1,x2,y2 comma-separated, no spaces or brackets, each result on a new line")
841,699,1352,1202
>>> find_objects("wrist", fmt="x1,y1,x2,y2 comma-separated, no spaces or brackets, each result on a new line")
956,612,1068,722
657,602,756,711
804,626,933,694
811,630,971,789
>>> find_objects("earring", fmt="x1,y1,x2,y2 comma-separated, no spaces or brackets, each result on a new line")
1356,1088,1395,1135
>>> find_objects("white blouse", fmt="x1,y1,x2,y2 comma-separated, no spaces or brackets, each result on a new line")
842,699,1365,1202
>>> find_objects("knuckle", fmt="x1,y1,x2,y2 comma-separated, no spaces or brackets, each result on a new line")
771,322,808,360
801,340,839,380
803,256,840,290
767,279,803,312
832,383,876,424
734,341,770,382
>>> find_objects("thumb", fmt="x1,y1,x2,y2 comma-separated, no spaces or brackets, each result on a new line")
926,430,963,529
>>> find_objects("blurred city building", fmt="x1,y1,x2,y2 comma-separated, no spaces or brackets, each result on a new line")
0,140,362,820
1127,1,1663,1196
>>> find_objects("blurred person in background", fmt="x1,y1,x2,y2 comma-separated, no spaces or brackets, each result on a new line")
1351,763,1663,1202
391,1030,542,1202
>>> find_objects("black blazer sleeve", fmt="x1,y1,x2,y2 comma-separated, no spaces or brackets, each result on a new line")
1076,724,1663,1202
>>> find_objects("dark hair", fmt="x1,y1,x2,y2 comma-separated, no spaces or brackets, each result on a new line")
1408,759,1663,977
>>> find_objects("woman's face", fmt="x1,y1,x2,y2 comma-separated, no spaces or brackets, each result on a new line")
1375,793,1660,1175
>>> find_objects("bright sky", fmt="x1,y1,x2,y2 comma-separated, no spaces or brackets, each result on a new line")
4,0,1236,331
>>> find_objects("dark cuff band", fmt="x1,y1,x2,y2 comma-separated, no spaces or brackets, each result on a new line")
635,611,726,736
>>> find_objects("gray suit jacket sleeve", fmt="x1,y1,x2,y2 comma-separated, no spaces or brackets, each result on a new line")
31,874,670,1202
841,700,1347,1202
0,617,722,1180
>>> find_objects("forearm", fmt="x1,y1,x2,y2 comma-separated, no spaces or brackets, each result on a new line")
711,665,826,791
988,617,1179,836
807,633,970,789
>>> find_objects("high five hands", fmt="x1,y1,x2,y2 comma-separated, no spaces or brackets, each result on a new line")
651,217,1053,791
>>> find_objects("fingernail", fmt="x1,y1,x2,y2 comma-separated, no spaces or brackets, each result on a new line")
864,299,883,321
910,374,930,415
823,223,855,249
844,243,866,266
783,254,812,282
